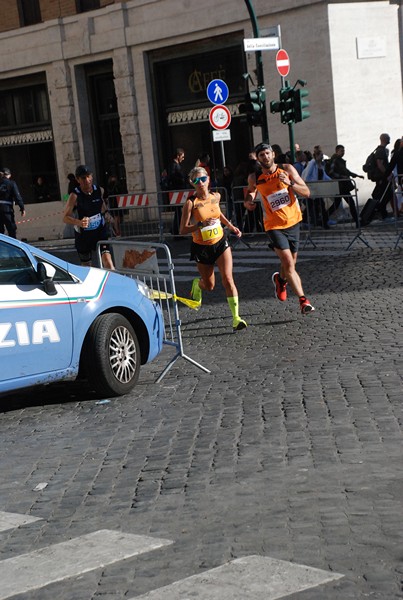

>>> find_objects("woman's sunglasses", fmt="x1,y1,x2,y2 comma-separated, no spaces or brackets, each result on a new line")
191,176,208,184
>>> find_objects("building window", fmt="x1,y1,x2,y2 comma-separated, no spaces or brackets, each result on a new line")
76,0,101,12
0,85,50,131
17,0,41,26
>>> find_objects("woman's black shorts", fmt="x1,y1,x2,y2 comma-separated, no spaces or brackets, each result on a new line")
190,236,229,265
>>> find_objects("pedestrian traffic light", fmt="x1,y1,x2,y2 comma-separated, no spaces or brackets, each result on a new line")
294,88,310,122
238,87,266,126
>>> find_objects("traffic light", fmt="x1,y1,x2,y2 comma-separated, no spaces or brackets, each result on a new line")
238,87,266,126
294,88,310,122
269,99,283,115
279,87,296,124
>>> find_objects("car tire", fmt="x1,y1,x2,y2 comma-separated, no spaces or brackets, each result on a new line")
84,313,141,397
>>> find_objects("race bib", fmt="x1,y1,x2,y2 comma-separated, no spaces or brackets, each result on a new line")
266,189,291,212
200,219,223,242
86,213,102,230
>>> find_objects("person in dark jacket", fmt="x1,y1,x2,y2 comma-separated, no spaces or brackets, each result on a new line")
167,148,187,235
326,145,364,227
0,167,25,238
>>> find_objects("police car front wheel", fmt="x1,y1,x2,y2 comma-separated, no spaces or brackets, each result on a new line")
83,313,141,397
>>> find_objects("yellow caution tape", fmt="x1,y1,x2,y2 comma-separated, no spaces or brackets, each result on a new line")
151,290,201,310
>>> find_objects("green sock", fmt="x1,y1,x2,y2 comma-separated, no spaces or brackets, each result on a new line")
227,296,239,320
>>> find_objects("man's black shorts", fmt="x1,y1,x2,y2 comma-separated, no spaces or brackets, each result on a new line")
74,226,110,263
190,236,229,265
266,222,301,254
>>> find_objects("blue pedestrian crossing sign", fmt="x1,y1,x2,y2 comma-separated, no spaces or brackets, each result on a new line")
206,79,229,105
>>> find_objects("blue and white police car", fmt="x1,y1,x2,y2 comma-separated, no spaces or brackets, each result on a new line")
0,234,164,397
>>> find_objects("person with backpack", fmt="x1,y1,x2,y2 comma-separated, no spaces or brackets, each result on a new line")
361,133,393,224
0,167,25,239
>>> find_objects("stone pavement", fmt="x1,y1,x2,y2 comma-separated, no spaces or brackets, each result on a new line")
0,235,402,599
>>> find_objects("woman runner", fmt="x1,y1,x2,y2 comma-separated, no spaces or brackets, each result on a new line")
179,166,247,332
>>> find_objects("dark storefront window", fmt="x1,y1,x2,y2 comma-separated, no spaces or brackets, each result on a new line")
152,41,251,186
17,0,41,26
88,68,126,190
0,78,58,203
76,0,100,13
156,46,246,111
0,85,49,131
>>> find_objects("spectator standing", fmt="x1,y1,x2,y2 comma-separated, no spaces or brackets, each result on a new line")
167,147,187,235
195,152,211,177
245,150,264,232
293,150,307,176
244,143,315,315
33,175,51,203
0,167,25,238
168,148,186,191
326,145,363,227
67,173,78,195
104,174,124,236
385,138,403,214
372,133,393,219
302,145,333,228
220,165,234,218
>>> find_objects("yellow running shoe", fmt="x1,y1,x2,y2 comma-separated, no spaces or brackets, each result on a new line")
190,277,202,305
233,317,247,332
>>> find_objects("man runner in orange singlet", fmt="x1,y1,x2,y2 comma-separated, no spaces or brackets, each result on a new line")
244,143,315,315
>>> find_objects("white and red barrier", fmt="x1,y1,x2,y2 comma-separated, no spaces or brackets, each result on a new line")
168,191,193,205
117,194,149,208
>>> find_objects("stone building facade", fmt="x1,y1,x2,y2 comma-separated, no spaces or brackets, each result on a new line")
0,0,401,203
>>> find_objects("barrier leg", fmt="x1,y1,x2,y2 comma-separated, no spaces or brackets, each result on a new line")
394,231,403,249
155,351,211,383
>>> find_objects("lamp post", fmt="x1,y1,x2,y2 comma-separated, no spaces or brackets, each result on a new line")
243,0,269,143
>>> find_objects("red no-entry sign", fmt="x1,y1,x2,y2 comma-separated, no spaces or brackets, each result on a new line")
276,49,290,77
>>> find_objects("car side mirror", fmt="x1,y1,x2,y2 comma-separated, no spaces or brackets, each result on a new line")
37,261,57,296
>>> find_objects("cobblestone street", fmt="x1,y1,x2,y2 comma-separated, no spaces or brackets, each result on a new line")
0,239,402,599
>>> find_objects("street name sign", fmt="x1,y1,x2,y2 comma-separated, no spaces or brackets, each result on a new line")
243,37,279,52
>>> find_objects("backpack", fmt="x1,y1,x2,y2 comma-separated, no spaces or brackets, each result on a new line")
362,149,378,181
324,158,333,177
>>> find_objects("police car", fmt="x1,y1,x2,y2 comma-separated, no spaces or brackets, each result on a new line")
0,234,164,397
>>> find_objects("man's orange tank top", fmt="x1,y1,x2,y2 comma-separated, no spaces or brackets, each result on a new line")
256,167,302,230
191,193,224,245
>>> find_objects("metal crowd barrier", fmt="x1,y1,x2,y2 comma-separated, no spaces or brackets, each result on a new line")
302,179,369,250
96,239,210,382
232,179,370,251
107,187,229,243
393,173,403,248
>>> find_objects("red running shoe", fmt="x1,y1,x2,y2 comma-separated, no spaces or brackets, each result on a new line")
299,297,315,315
272,272,287,302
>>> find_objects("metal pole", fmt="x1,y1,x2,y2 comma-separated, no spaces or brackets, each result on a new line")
220,140,226,171
243,0,269,142
288,123,295,164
